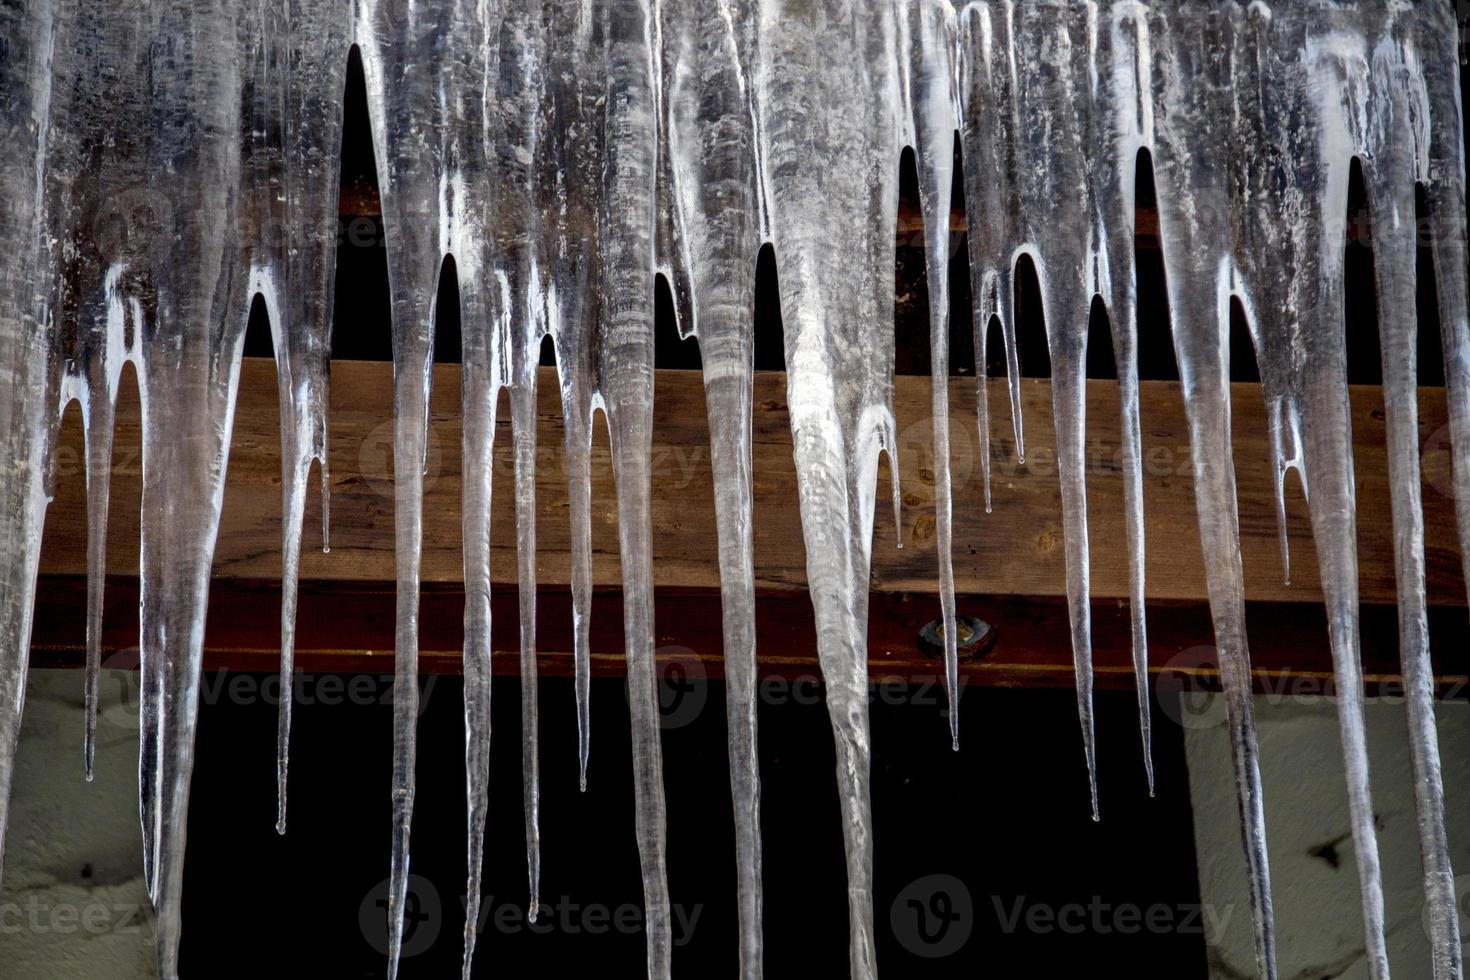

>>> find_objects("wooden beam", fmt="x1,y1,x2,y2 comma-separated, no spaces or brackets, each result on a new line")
27,577,1470,697
38,358,1465,607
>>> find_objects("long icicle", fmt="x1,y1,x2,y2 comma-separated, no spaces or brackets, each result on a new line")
1243,19,1391,973
495,0,547,924
755,3,906,974
958,0,1101,818
1150,6,1277,975
0,0,56,886
273,0,350,835
602,2,674,975
1421,4,1470,975
659,0,765,971
1367,149,1462,979
461,5,514,970
354,1,467,971
458,234,503,980
139,3,256,974
1097,2,1153,793
510,377,542,918
78,308,122,782
907,0,962,751
540,0,605,796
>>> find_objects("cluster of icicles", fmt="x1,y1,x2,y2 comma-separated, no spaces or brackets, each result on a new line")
0,0,1466,977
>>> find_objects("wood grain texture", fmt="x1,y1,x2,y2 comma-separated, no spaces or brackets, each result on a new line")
37,358,1465,606
27,578,1470,696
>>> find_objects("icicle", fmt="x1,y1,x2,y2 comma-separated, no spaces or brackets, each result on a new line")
906,0,962,752
1325,8,1469,977
1232,12,1406,973
958,0,1103,819
755,2,906,974
111,4,260,974
457,8,512,964
1432,32,1470,627
0,0,56,884
1419,8,1470,976
511,377,542,918
80,359,117,782
1095,1,1154,794
65,272,130,785
1148,5,1277,976
491,0,548,929
272,0,352,836
458,216,503,980
958,4,1026,515
1364,96,1463,980
539,0,607,795
355,1,490,973
660,0,765,973
600,3,675,975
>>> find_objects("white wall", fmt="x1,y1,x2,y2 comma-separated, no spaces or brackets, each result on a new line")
1186,694,1470,978
0,669,156,979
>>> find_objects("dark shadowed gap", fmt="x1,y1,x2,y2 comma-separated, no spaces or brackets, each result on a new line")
331,45,392,363
242,292,274,359
432,254,461,363
949,135,976,377
1013,253,1051,378
753,242,785,372
1415,182,1446,387
893,146,928,376
653,271,700,370
1086,295,1116,380
538,332,556,369
1229,297,1259,383
1343,157,1381,385
984,313,1006,380
1134,147,1178,381
434,255,459,367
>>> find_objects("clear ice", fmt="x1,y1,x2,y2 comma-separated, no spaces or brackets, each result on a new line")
0,2,1464,979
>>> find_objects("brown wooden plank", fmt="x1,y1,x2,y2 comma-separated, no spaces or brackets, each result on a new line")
27,577,1469,698
37,358,1464,608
